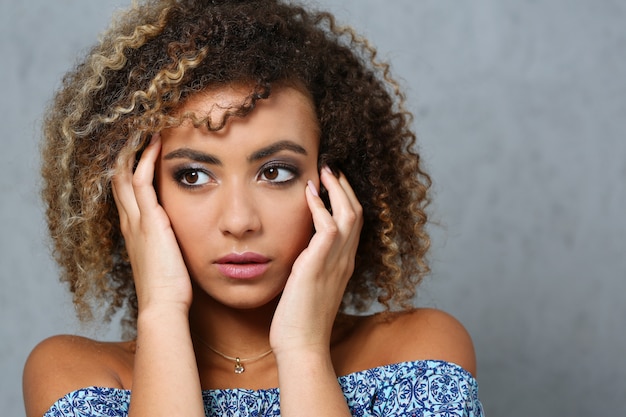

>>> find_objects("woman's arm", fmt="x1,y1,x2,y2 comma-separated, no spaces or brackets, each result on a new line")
270,167,363,417
112,134,204,417
23,135,204,417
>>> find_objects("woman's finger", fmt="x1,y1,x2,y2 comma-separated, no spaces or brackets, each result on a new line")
131,134,162,216
336,171,362,216
304,179,337,255
111,147,139,220
319,167,363,235
303,168,363,269
335,172,363,246
320,169,363,269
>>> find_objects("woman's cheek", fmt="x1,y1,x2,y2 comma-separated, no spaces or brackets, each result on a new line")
271,191,313,239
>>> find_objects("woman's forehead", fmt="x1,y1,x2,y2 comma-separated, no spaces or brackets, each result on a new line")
161,85,320,151
174,84,317,130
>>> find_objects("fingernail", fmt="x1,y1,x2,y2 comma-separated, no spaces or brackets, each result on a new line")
149,133,160,145
322,165,332,174
307,180,319,197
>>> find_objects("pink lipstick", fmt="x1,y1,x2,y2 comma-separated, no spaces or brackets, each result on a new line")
215,252,270,279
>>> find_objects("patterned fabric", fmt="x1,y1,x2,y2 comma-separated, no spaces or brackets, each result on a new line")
44,360,484,416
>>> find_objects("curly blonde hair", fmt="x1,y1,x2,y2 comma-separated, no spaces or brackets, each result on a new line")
42,0,431,334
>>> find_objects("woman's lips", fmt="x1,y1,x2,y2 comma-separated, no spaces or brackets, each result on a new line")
215,252,270,279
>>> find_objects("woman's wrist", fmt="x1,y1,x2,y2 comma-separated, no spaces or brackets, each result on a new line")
130,299,203,417
136,301,191,327
274,345,333,374
276,347,352,417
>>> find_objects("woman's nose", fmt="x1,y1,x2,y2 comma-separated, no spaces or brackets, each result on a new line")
217,184,261,238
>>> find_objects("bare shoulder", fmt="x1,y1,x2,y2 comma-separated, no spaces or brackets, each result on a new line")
386,308,477,375
23,334,135,417
336,308,477,377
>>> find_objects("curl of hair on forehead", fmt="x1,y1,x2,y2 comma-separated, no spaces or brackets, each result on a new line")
178,82,270,131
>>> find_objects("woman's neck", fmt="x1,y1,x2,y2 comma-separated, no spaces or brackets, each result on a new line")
187,291,280,389
186,289,363,390
188,291,277,359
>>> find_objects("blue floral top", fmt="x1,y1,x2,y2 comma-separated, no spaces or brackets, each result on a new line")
44,360,483,416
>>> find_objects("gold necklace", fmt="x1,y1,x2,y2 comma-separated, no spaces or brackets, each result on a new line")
193,334,273,374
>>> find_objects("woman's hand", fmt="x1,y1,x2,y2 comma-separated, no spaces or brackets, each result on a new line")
114,136,204,417
112,134,192,313
269,166,363,357
270,166,361,417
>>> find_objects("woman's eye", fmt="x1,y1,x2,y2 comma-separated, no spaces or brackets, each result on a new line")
177,169,211,187
259,166,297,183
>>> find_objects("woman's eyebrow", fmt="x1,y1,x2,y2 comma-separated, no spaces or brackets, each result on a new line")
162,148,222,165
248,140,308,162
162,140,307,164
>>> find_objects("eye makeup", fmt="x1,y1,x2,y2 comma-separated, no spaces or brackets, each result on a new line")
256,161,301,186
172,165,216,189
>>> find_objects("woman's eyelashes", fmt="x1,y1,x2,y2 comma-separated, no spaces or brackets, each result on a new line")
174,167,214,188
171,161,301,189
257,162,300,185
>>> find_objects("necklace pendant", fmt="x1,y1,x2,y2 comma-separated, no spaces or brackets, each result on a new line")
234,357,245,374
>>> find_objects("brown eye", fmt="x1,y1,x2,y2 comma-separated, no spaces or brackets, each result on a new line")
184,171,199,184
258,164,297,184
176,168,211,187
264,167,279,180
174,168,212,187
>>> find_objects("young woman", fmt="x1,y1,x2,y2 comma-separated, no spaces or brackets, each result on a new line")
23,0,483,416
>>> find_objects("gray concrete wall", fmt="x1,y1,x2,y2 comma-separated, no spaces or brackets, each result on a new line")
2,1,625,415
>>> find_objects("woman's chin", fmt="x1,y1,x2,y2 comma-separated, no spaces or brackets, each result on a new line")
192,284,283,312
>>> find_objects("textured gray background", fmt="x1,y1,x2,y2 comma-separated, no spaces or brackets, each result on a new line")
2,1,625,416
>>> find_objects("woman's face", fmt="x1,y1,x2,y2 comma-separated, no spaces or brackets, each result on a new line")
156,85,319,309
